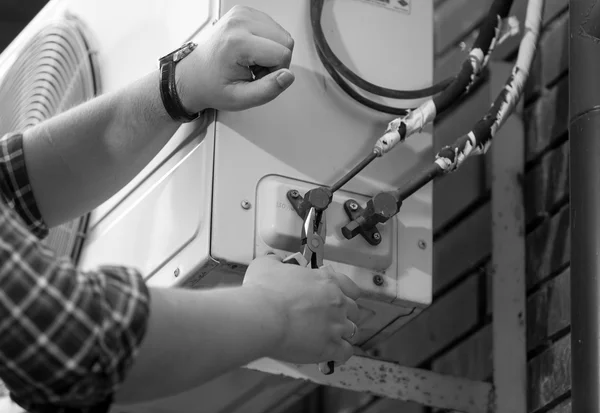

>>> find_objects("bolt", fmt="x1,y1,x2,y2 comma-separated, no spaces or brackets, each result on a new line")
418,240,427,249
349,201,359,211
341,220,361,240
290,190,300,199
174,267,180,277
241,200,251,210
372,232,381,241
373,274,384,286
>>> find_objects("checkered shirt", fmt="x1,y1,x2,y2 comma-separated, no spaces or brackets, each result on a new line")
0,132,151,412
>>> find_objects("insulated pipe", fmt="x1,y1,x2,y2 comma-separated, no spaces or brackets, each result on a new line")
570,2,600,411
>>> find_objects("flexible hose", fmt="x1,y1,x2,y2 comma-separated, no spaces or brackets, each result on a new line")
372,0,514,156
310,0,453,101
341,0,543,239
435,0,543,174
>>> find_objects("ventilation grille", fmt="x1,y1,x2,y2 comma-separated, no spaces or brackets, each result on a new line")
0,16,100,262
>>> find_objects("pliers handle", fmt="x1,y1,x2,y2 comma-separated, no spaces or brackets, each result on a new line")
282,207,335,375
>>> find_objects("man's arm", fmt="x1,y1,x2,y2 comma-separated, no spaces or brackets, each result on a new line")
22,6,295,229
114,285,283,404
23,71,180,228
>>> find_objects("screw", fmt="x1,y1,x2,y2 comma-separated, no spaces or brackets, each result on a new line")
174,267,180,277
241,200,251,210
372,232,381,241
290,190,300,199
418,240,427,249
349,201,359,211
373,274,384,286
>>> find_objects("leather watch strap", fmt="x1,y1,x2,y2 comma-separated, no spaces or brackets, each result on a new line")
159,56,199,123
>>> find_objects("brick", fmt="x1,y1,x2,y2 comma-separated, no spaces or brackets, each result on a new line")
434,0,494,55
549,399,572,413
528,269,570,351
434,203,491,293
377,271,486,366
430,328,572,413
527,11,569,96
540,13,569,87
525,141,569,222
433,267,568,376
433,81,491,231
526,205,570,289
431,325,492,381
433,158,486,232
528,335,571,412
524,77,569,161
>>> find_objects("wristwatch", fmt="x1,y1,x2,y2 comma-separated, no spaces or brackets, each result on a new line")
159,41,201,123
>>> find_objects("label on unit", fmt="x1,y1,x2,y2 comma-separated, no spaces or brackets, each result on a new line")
354,0,411,14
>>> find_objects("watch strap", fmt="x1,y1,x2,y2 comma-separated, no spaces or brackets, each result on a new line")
159,57,199,123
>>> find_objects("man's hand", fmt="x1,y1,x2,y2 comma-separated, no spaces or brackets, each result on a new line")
242,254,362,365
177,6,296,113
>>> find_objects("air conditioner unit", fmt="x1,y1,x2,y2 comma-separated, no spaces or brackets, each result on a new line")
0,0,434,411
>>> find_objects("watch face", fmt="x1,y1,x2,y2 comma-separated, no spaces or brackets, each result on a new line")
159,41,198,63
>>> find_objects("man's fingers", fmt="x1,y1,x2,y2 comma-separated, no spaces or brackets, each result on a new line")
329,340,355,364
323,269,362,301
242,36,292,70
230,68,295,108
345,297,360,323
342,319,359,344
245,9,294,50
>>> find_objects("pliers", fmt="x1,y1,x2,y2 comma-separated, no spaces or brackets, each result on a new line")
283,206,326,269
283,206,336,375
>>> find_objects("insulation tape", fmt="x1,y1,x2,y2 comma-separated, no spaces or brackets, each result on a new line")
434,132,478,173
404,100,437,137
491,0,542,136
374,100,437,155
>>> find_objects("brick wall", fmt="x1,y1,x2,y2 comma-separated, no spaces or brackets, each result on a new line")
429,1,571,412
322,1,571,413
406,1,570,412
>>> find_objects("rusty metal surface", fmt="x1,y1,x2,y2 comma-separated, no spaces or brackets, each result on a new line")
490,61,527,413
245,355,493,413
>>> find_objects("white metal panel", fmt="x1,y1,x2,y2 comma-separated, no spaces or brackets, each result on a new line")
78,120,215,287
212,0,433,305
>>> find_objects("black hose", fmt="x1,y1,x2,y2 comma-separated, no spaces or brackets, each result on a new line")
433,0,514,115
310,0,453,100
316,46,413,115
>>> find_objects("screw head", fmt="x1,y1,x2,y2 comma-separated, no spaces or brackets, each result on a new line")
418,240,427,249
372,232,381,241
241,200,251,210
174,267,180,277
349,201,359,211
290,190,300,199
373,274,384,286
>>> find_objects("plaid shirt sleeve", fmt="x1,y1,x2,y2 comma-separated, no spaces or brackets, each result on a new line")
0,132,151,413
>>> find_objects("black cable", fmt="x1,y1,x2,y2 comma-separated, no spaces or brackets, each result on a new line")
316,46,412,115
310,0,454,99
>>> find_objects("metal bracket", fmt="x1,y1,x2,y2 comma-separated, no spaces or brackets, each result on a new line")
343,199,382,246
287,189,307,220
245,354,493,413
